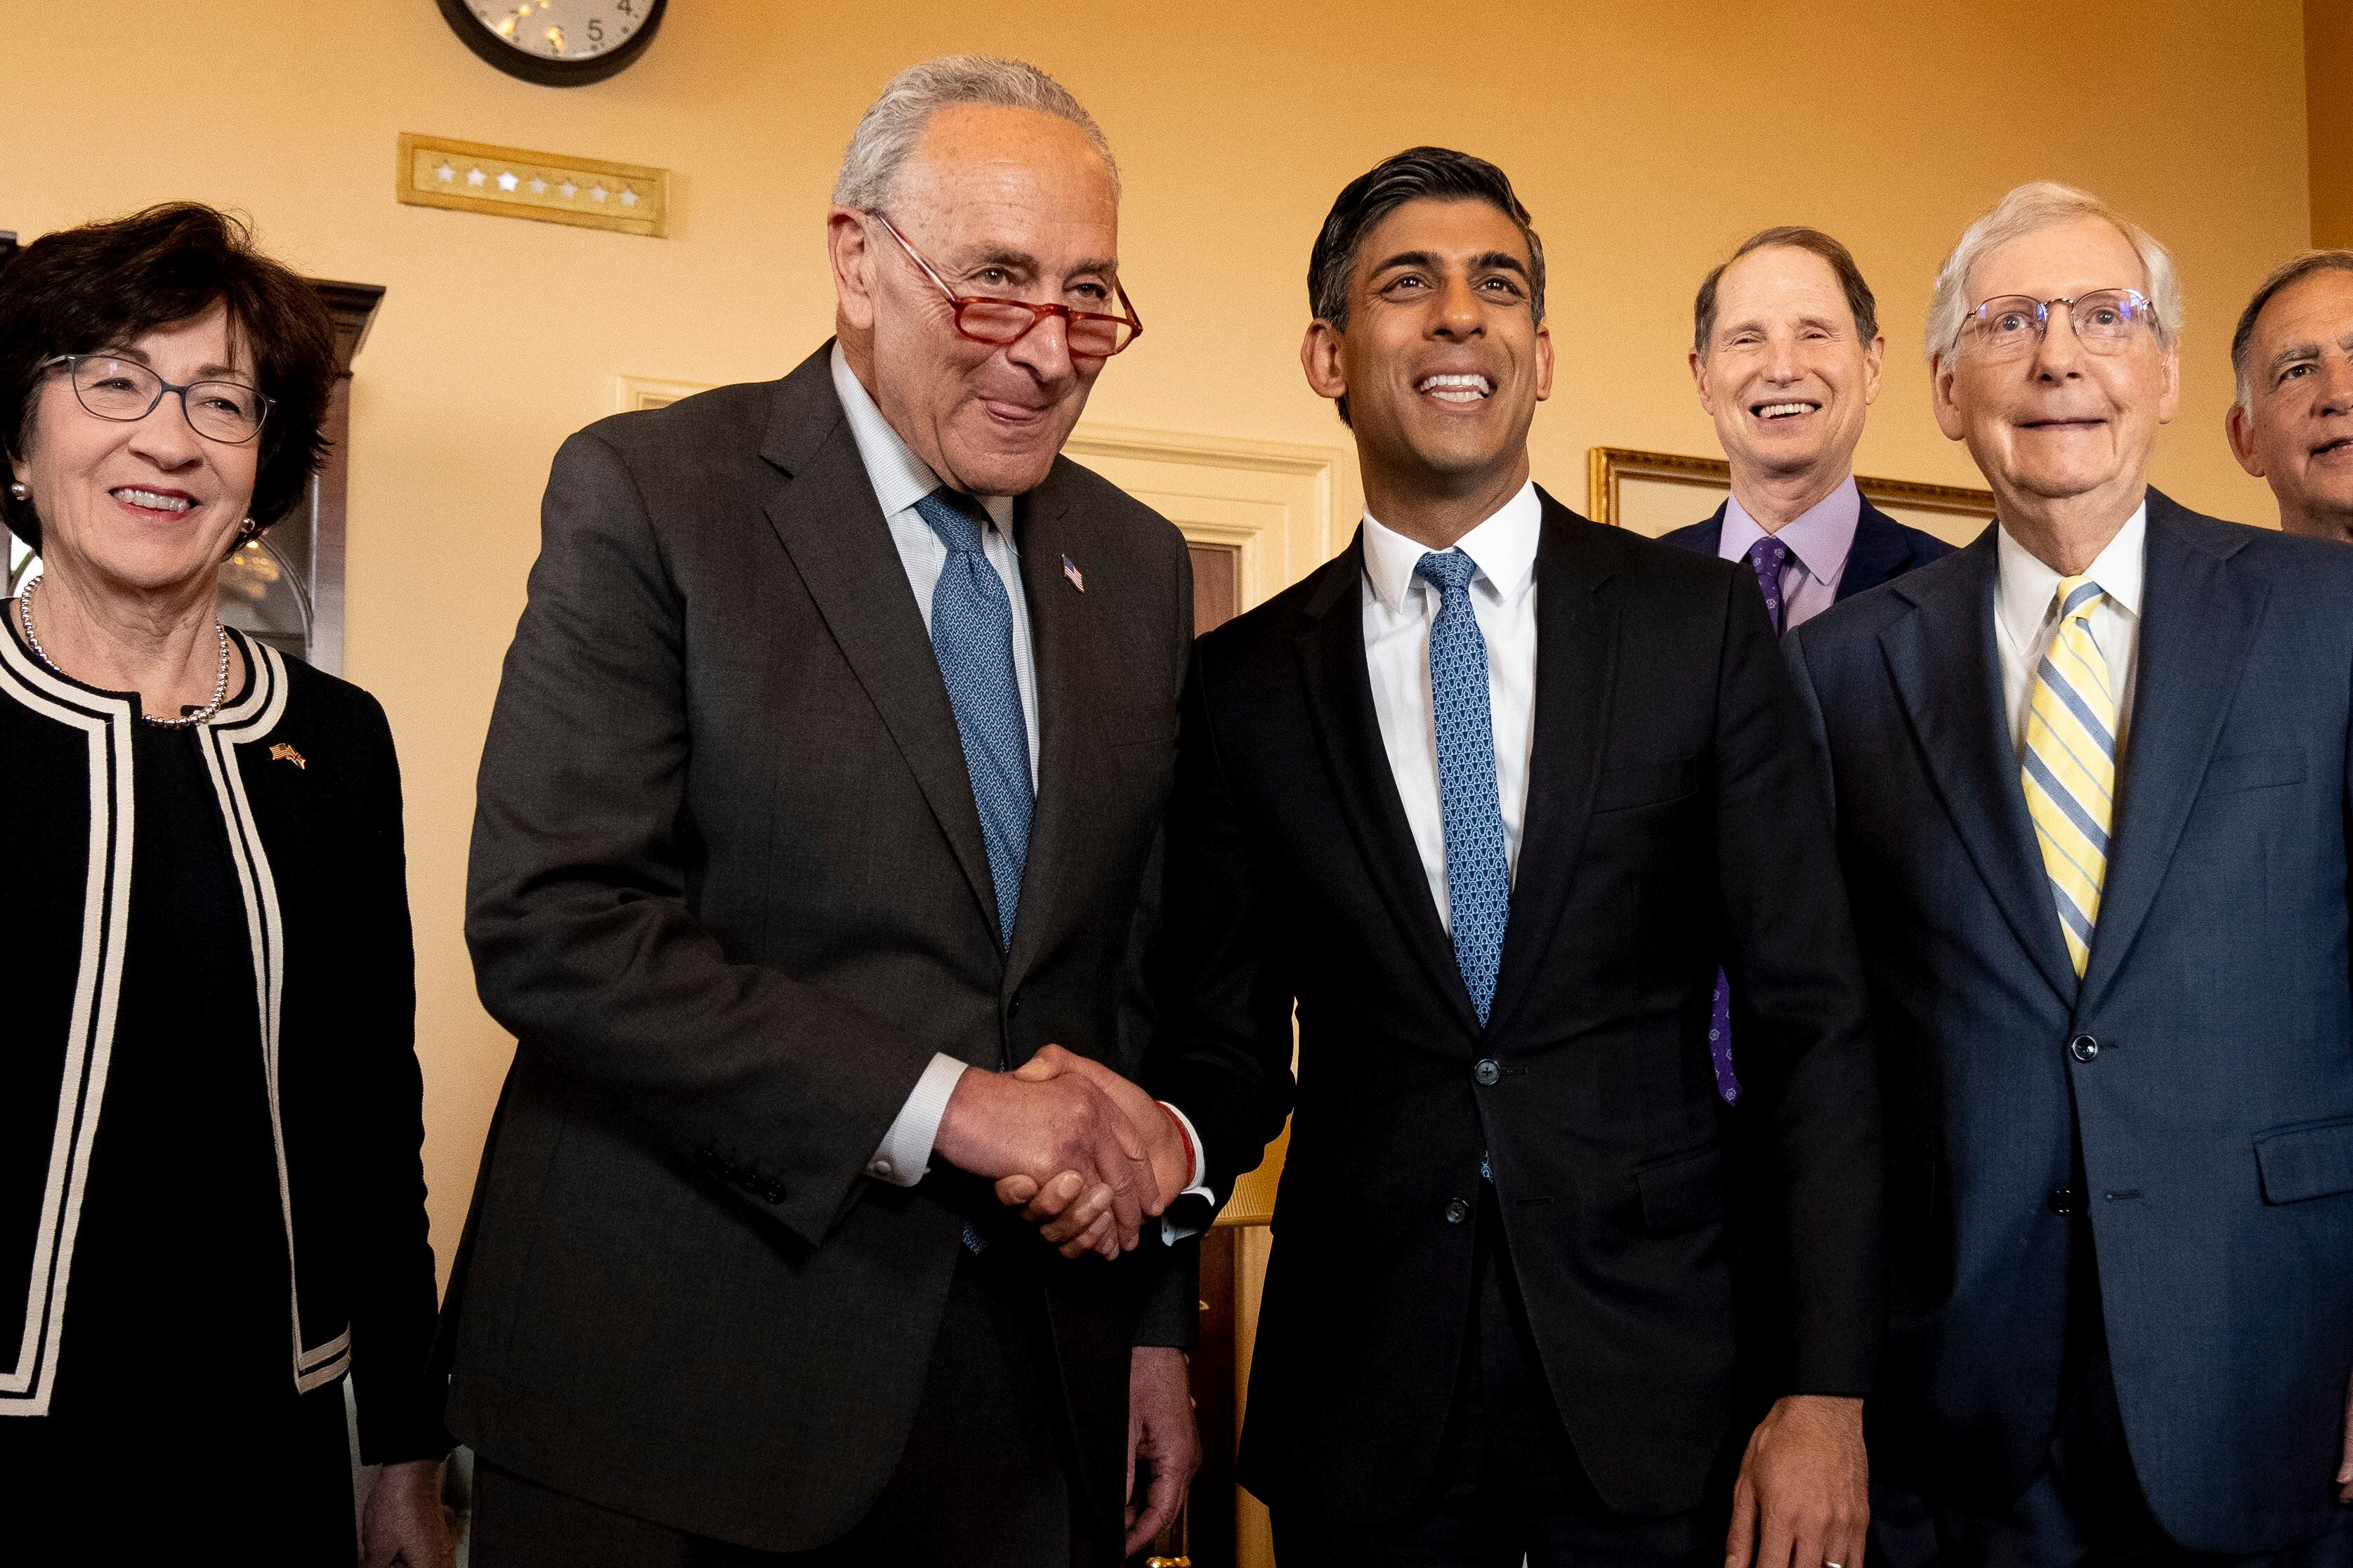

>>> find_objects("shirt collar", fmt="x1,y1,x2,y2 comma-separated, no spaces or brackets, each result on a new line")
829,343,1013,532
1995,497,2147,647
1719,476,1861,586
1361,480,1542,613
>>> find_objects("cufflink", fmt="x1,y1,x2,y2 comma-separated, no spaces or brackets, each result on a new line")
869,1157,895,1180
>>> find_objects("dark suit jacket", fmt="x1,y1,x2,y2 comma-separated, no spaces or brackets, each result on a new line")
1786,490,2353,1554
1660,494,1954,603
1149,487,1883,1522
444,343,1194,1553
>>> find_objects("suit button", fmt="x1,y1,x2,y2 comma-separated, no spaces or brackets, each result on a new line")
1444,1198,1470,1224
2069,1034,2099,1063
1474,1059,1500,1086
1007,992,1023,1017
2047,1187,2080,1215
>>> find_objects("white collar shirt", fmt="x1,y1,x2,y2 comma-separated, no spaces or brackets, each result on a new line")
1359,480,1544,933
1993,499,2147,760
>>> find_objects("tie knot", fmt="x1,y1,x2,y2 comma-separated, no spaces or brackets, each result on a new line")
1746,536,1790,572
917,488,988,555
2054,575,2105,621
1415,548,1480,595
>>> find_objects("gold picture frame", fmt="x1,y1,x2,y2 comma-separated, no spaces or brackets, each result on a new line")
1587,446,1996,547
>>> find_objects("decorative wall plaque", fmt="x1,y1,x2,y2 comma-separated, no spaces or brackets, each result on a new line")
396,133,667,237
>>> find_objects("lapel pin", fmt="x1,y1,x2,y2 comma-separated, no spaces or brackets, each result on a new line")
269,743,307,770
1062,554,1085,593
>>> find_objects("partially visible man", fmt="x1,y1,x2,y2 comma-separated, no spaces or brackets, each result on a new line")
2227,250,2353,541
1136,147,1882,1568
444,56,1198,1567
1788,181,2353,1566
1665,226,1950,1101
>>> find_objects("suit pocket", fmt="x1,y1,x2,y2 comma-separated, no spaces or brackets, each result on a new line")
1635,1145,1726,1233
2255,1114,2353,1204
1593,754,1702,815
2196,749,2303,800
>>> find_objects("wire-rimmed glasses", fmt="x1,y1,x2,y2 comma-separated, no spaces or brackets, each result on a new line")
1960,289,2158,360
38,354,272,444
867,211,1143,360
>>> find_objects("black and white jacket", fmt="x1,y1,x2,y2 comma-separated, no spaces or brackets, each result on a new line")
0,624,443,1461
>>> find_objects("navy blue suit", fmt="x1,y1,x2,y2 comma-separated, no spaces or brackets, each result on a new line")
1786,490,2353,1555
1658,496,1953,603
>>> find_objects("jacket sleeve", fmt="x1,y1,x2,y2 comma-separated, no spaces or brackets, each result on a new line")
464,429,939,1247
345,693,449,1464
1143,648,1299,1203
1716,587,1885,1398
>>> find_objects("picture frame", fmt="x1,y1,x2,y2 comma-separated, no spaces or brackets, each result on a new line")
1586,445,1998,548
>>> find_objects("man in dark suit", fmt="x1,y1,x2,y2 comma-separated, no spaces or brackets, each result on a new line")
1789,180,2353,1565
1664,227,1949,614
444,56,1200,1566
1139,147,1883,1568
1663,225,1951,1105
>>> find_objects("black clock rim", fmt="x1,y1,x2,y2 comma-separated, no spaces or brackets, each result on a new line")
434,0,667,88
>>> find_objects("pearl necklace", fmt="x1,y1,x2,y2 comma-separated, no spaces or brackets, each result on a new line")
17,574,232,728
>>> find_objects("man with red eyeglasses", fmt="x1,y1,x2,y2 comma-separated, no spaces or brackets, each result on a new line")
446,54,1200,1567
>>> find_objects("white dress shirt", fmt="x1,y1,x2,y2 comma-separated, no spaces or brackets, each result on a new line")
1360,481,1544,928
1716,476,1862,632
834,348,1021,1188
837,348,1209,1199
1994,501,2146,761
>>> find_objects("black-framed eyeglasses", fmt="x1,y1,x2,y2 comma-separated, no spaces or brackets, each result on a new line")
867,211,1143,360
38,353,273,444
1960,289,2158,360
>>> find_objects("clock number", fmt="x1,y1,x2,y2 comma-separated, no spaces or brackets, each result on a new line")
617,0,634,13
588,16,605,42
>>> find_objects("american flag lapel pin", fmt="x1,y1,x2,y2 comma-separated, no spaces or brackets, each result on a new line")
1062,554,1085,593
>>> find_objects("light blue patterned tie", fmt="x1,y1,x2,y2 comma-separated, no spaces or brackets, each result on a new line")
1417,550,1511,1026
915,489,1031,951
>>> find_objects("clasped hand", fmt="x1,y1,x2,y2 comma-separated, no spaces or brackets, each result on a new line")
932,1044,1191,1258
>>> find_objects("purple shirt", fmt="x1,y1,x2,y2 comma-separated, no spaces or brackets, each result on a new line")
1716,476,1862,631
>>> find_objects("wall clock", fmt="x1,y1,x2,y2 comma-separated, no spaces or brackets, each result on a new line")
436,0,667,87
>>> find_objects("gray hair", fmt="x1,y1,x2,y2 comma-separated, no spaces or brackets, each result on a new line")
832,55,1118,212
2231,249,2353,410
1924,181,2182,365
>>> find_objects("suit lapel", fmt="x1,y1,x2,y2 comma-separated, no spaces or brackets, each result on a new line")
1880,532,2079,1003
1294,535,1481,1030
756,352,999,939
1486,495,1619,1039
2076,494,2263,1009
1003,471,1099,986
1837,501,1913,602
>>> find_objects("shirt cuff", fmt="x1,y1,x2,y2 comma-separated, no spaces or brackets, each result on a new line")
867,1053,969,1187
1155,1101,1216,1244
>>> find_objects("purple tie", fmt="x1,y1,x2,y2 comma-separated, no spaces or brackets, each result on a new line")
1708,535,1793,1104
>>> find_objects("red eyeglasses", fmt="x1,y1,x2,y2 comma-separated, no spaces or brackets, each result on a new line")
867,211,1143,360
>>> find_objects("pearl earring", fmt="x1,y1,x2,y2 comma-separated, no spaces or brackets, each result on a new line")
6,482,25,502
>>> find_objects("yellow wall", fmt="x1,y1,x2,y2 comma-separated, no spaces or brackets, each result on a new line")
1,0,2314,1278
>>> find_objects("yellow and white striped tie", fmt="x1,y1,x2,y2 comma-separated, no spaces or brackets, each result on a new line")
2021,576,2117,978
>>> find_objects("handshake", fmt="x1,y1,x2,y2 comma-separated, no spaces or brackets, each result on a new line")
933,1044,1194,1259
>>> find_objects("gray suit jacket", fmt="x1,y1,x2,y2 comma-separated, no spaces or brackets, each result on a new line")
444,343,1194,1551
1787,491,2353,1554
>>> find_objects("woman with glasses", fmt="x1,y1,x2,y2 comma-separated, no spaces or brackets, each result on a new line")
0,204,450,1564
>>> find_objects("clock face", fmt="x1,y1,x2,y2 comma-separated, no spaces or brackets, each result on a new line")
467,0,648,61
438,0,667,85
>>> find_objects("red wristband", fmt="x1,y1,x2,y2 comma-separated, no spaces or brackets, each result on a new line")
1153,1100,1195,1182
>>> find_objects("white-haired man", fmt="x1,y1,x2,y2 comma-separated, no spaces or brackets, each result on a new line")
1786,181,2353,1565
2227,251,2353,542
446,56,1201,1566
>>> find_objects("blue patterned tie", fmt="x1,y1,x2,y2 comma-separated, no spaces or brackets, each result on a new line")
1416,550,1511,1026
1705,535,1792,1105
915,489,1031,951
